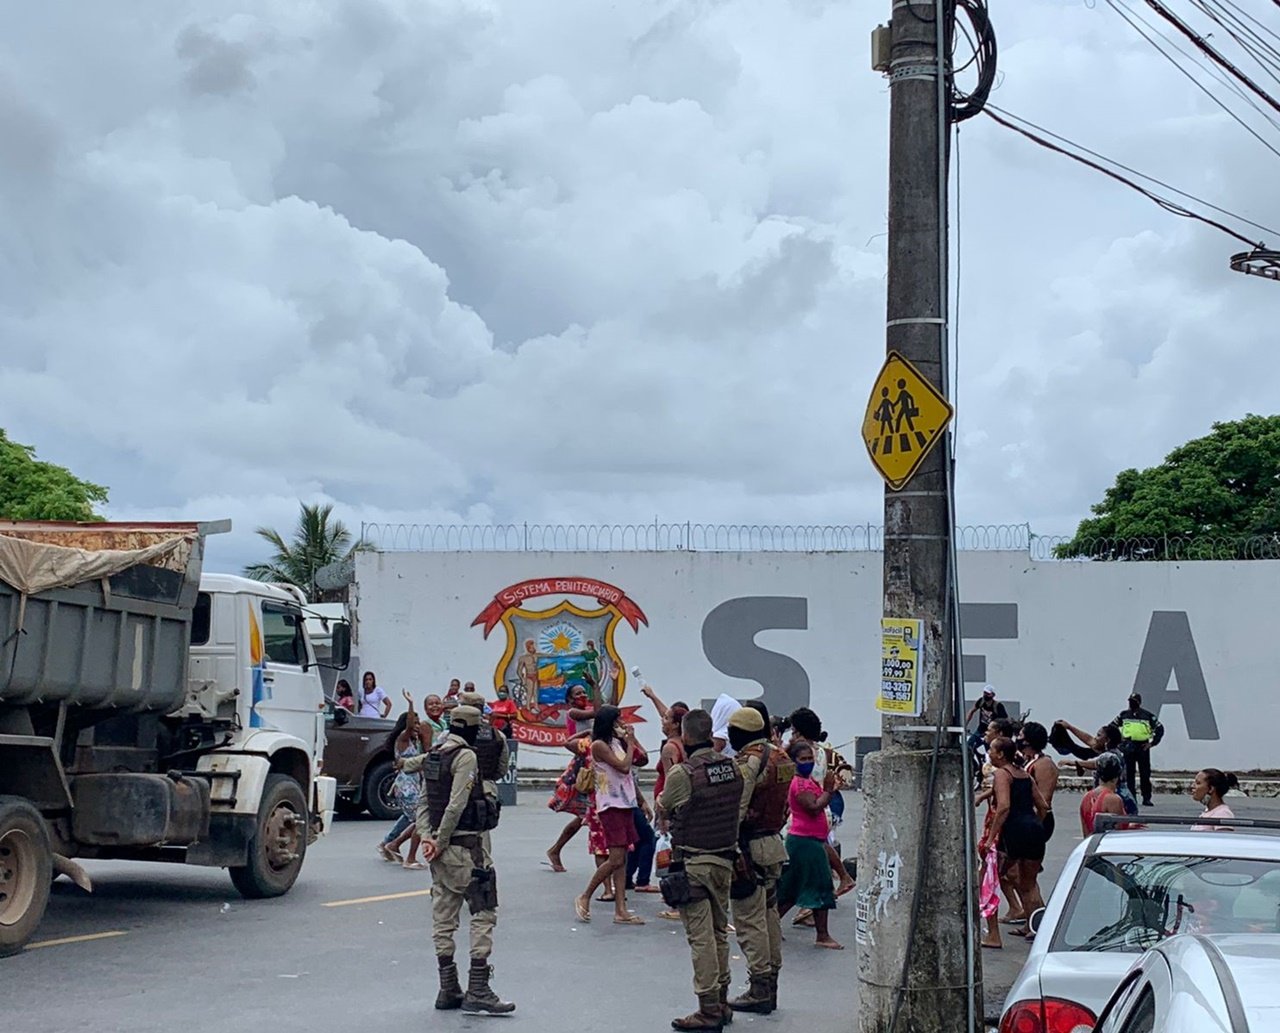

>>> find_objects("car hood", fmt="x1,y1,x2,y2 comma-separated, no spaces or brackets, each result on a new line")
1035,951,1136,1016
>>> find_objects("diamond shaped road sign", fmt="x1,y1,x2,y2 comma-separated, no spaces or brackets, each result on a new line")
862,351,954,491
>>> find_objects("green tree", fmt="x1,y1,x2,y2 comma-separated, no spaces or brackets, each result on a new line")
1056,414,1280,559
244,502,365,600
0,430,108,521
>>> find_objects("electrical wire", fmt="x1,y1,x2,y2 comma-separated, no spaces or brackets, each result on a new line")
1104,0,1280,158
1138,0,1280,114
1191,0,1280,87
986,103,1280,239
983,107,1268,247
950,0,997,122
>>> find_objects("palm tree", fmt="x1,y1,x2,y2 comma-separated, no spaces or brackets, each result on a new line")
244,503,364,601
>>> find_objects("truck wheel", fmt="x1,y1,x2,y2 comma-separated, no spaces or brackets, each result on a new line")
229,775,307,900
362,759,398,821
0,796,53,957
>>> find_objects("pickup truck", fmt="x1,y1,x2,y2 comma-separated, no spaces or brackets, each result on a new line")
324,708,399,820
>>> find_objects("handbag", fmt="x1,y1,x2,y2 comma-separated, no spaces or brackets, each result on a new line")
574,754,594,795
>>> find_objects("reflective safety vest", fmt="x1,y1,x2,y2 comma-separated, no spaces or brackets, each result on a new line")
1120,717,1153,743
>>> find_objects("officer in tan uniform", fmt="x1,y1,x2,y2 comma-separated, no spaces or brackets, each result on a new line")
659,708,746,1032
726,704,793,1015
399,705,514,1015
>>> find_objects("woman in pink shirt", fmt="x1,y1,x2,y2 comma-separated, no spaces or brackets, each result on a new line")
1191,768,1237,831
776,740,842,949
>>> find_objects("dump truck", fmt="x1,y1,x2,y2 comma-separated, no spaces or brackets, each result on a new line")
0,520,350,956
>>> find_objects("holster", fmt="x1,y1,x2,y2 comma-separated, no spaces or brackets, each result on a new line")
659,863,708,909
464,841,498,913
729,837,760,901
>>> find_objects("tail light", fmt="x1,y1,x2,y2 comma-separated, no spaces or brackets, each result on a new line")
1000,998,1097,1033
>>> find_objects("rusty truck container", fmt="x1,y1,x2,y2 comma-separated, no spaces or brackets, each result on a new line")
0,520,220,714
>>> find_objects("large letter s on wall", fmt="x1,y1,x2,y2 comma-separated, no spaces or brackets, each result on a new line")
701,597,810,716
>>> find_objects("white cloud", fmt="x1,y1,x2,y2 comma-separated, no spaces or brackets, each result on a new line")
1,0,1276,572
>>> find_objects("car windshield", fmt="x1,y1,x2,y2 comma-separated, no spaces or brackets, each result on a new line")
1053,853,1280,953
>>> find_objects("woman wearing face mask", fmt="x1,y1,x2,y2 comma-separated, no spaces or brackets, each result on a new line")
775,740,842,949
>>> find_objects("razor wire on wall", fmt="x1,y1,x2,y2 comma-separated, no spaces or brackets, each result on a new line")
358,522,1280,561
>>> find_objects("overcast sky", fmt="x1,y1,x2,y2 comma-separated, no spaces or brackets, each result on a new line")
2,0,1275,571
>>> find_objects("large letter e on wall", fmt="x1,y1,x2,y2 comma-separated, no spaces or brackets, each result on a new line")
701,597,810,716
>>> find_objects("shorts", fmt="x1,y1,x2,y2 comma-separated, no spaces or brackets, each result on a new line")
598,806,639,850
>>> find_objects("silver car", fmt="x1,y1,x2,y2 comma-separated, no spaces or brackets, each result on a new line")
1000,816,1280,1033
1091,934,1280,1032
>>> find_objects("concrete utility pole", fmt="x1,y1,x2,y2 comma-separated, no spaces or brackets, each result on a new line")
856,0,980,1030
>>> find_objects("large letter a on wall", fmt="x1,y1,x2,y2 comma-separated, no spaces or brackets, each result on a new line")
1132,611,1219,741
701,597,810,716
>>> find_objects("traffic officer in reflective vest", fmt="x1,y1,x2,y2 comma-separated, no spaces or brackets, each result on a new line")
726,704,792,1015
659,707,746,1032
1111,691,1164,808
458,691,511,799
399,705,514,1015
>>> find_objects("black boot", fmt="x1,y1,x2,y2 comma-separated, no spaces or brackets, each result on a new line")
768,971,779,1012
728,975,773,1015
435,956,463,1011
672,994,725,1032
719,984,733,1025
462,958,516,1015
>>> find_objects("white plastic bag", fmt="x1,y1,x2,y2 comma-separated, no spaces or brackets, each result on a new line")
655,832,673,879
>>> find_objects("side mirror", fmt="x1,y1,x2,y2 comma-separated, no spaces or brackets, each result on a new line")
329,622,352,670
1027,907,1045,936
333,706,349,727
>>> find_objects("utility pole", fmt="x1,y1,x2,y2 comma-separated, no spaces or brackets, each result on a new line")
856,0,980,1030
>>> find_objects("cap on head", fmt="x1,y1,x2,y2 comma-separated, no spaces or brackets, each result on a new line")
458,692,486,709
727,708,765,733
982,685,996,697
1129,693,1142,703
451,705,482,728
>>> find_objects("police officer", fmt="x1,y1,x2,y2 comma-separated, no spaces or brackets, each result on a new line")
659,708,745,1032
457,691,511,799
400,705,514,1015
1111,692,1164,807
726,705,792,1015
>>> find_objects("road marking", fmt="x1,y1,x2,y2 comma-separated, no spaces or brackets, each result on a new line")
26,930,128,950
321,888,432,908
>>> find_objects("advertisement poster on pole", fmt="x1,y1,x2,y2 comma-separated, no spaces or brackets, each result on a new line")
878,618,924,716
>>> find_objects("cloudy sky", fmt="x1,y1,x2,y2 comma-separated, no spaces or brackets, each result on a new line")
2,0,1276,571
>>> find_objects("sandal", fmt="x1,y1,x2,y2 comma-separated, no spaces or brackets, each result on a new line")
574,897,591,923
378,844,402,863
658,910,681,921
402,861,427,871
815,939,844,950
613,913,646,925
634,885,662,894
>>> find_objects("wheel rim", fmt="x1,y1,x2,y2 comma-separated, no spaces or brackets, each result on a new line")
378,773,397,811
0,828,38,928
263,804,302,873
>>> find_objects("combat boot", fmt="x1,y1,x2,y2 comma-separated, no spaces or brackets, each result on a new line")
461,958,516,1015
728,975,773,1015
435,956,463,1010
671,994,725,1032
768,971,779,1011
719,984,733,1024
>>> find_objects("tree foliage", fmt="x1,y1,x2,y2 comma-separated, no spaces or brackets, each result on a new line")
1056,414,1280,559
244,502,364,600
0,430,108,521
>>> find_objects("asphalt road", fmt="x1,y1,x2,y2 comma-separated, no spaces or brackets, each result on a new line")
7,787,1278,1033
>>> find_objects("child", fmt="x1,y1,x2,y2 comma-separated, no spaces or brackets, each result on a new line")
776,740,842,949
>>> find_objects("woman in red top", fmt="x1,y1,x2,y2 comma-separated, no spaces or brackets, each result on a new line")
1080,753,1127,836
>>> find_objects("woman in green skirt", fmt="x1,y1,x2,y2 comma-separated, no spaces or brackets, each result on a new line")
777,740,842,949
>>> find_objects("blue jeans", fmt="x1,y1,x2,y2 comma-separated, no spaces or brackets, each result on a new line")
382,813,412,844
626,808,656,888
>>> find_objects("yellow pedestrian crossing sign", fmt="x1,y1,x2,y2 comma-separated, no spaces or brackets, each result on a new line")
862,351,953,490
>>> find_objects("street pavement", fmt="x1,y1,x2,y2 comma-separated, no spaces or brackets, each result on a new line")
7,787,1279,1033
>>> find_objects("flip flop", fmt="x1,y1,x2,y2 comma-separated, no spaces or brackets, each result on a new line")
402,862,427,871
634,885,662,894
597,894,616,903
574,898,591,923
378,844,402,863
658,910,681,921
815,940,844,950
614,914,646,925
836,881,856,898
543,856,567,873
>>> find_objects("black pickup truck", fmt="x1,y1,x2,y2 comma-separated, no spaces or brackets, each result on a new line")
324,708,398,820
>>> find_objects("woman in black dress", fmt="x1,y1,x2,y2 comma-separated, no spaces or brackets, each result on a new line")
979,737,1049,942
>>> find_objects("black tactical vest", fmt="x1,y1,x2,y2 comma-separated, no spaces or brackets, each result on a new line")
422,743,493,833
670,750,743,853
473,724,505,782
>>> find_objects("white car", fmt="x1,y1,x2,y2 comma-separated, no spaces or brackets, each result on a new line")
1091,934,1280,1032
1000,815,1280,1033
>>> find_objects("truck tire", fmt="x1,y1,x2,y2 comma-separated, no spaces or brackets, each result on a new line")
362,759,398,821
0,796,53,957
229,775,307,900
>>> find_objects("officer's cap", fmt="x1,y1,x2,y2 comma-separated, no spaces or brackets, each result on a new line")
727,708,765,733
458,692,487,709
451,705,482,728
